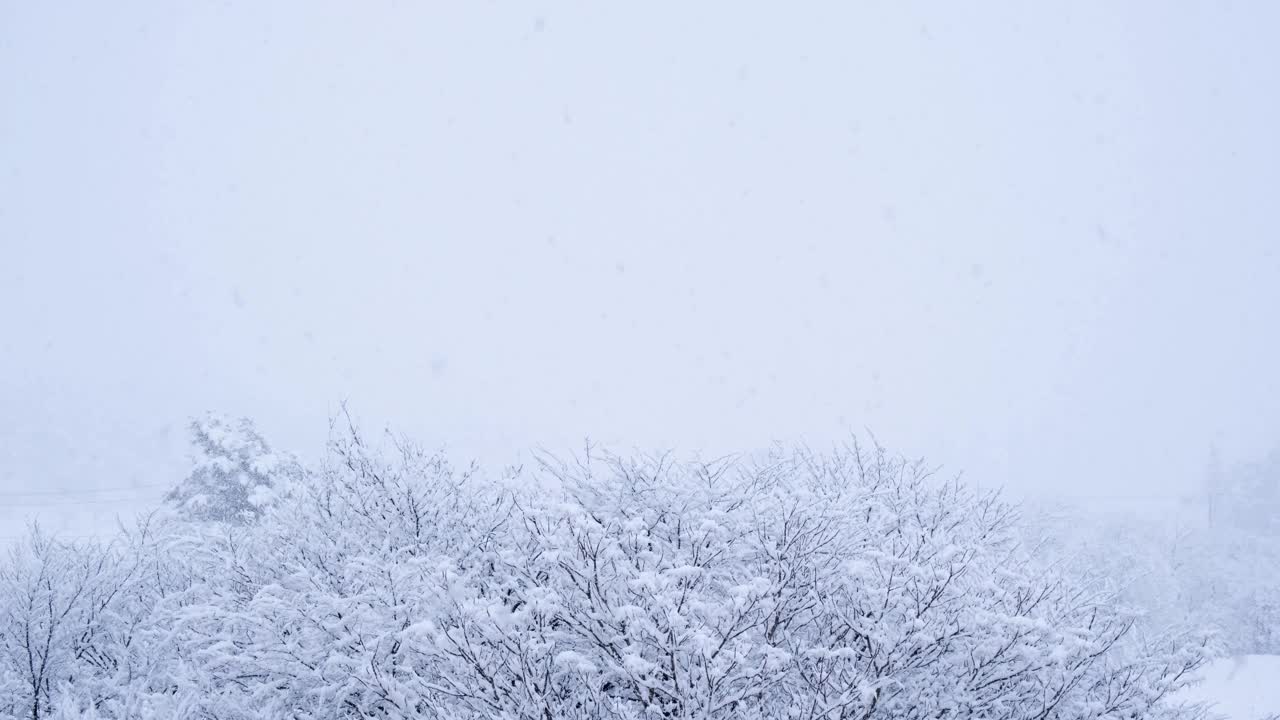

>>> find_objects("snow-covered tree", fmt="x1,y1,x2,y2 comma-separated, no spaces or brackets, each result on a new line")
2,423,1219,719
163,414,299,525
171,433,1204,720
1029,445,1280,659
0,523,158,720
1191,448,1280,654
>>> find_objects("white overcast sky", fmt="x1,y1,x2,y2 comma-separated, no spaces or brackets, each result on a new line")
3,2,1279,536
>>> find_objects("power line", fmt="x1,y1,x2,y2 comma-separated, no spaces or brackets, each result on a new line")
0,534,105,540
0,483,168,499
3,496,163,508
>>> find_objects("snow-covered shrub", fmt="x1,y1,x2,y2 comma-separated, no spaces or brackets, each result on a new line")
2,424,1214,719
450,445,1213,720
0,524,161,720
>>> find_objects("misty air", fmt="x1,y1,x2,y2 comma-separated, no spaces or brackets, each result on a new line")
3,3,1279,719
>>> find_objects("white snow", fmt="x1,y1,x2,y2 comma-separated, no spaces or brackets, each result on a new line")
1182,655,1280,720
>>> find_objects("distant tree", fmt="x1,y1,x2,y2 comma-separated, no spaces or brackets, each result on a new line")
163,414,299,525
1044,445,1280,657
1195,449,1280,654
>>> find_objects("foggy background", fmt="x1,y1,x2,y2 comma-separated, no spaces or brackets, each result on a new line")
3,1,1279,540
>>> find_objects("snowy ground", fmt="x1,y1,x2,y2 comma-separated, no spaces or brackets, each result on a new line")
1182,655,1280,720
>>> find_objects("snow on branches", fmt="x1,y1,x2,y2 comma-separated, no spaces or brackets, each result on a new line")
1,426,1213,719
163,415,300,525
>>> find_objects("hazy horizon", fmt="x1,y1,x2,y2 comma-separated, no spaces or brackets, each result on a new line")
4,2,1280,539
